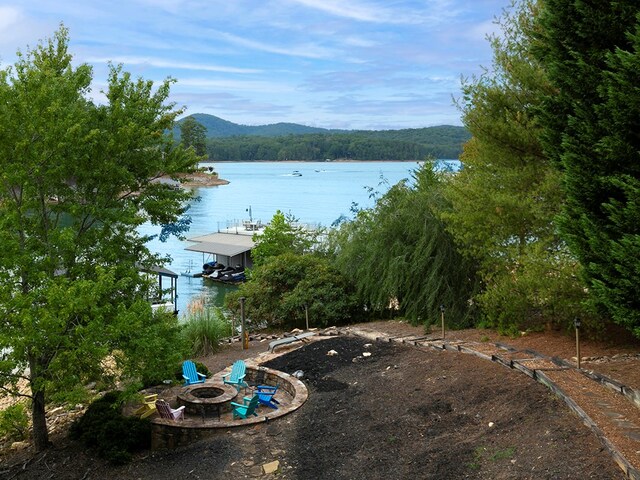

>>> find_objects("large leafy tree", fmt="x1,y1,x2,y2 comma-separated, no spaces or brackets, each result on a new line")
0,28,198,450
330,162,478,328
533,2,640,336
442,0,586,333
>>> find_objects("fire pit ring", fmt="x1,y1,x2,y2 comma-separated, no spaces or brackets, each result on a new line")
177,383,238,419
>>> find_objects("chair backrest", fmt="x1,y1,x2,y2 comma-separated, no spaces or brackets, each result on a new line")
246,395,259,415
155,399,175,420
230,360,246,381
182,360,199,383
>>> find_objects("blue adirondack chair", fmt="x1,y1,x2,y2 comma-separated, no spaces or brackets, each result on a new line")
222,360,249,392
182,360,206,386
231,394,260,419
256,385,280,409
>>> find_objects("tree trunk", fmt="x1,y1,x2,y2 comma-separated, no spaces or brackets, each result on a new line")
31,388,50,451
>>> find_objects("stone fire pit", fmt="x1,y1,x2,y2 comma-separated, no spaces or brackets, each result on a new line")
177,383,238,419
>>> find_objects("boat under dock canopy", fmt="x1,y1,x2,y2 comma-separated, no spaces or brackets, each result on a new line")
185,232,256,270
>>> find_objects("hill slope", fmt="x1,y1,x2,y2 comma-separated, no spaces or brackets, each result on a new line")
175,114,470,160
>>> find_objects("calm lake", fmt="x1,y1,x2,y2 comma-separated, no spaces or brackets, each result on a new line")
141,160,458,315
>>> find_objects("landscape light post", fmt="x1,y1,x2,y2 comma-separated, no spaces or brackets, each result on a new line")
440,304,446,340
574,317,581,369
240,297,248,350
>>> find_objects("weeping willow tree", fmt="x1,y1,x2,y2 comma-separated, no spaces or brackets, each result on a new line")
329,162,479,329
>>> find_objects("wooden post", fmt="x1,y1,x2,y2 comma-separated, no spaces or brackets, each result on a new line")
440,304,445,340
305,304,309,330
574,317,581,369
240,297,248,350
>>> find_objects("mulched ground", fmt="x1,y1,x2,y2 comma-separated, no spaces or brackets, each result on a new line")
1,334,627,479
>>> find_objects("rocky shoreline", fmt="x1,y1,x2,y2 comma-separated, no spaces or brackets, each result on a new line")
175,171,229,187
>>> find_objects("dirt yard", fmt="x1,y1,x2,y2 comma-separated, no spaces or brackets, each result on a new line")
2,321,635,480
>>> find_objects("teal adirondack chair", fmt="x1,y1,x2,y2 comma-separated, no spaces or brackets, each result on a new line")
231,394,259,419
256,385,280,409
222,360,249,392
182,360,206,386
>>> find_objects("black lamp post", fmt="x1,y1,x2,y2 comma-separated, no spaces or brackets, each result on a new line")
440,304,446,340
574,317,581,369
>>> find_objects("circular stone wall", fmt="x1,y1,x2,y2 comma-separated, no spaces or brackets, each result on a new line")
177,382,238,417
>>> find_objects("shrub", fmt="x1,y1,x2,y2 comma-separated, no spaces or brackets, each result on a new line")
181,302,233,356
69,391,151,464
0,403,30,441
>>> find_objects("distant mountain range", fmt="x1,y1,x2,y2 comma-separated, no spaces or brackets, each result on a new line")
174,114,470,160
176,113,347,137
176,113,469,141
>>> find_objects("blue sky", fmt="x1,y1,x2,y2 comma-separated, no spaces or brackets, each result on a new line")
0,0,508,130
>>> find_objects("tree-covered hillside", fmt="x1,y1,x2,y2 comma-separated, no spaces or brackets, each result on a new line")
174,114,470,160
205,131,466,161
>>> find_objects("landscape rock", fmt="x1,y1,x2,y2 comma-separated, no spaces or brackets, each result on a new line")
262,460,280,474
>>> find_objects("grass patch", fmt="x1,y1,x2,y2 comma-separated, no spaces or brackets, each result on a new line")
181,298,233,356
468,445,516,470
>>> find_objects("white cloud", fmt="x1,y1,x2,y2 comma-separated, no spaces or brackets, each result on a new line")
0,6,21,30
85,55,262,74
176,78,295,93
287,0,414,24
216,30,335,59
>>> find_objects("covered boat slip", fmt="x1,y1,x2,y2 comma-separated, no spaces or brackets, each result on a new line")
185,232,256,270
143,265,179,315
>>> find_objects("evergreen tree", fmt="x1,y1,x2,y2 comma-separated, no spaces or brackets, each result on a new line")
443,0,585,333
533,2,640,335
180,115,208,157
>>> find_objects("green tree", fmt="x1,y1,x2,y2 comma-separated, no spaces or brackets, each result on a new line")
443,0,585,333
0,27,198,450
533,2,640,336
251,210,318,266
180,115,207,157
330,162,478,328
226,253,358,330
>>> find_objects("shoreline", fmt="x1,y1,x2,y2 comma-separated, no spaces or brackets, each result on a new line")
200,159,428,164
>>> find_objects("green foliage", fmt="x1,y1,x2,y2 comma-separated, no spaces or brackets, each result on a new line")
0,403,30,441
179,115,208,157
125,309,190,389
181,305,233,356
226,252,359,330
251,210,319,266
533,1,640,336
175,113,470,160
443,0,587,333
205,128,468,161
69,391,151,465
0,27,199,449
330,162,479,328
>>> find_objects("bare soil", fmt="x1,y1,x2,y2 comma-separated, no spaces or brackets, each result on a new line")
2,320,639,479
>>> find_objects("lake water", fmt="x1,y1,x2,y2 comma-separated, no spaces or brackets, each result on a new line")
141,160,457,314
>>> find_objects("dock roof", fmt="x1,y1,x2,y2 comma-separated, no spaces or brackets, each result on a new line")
185,232,255,257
